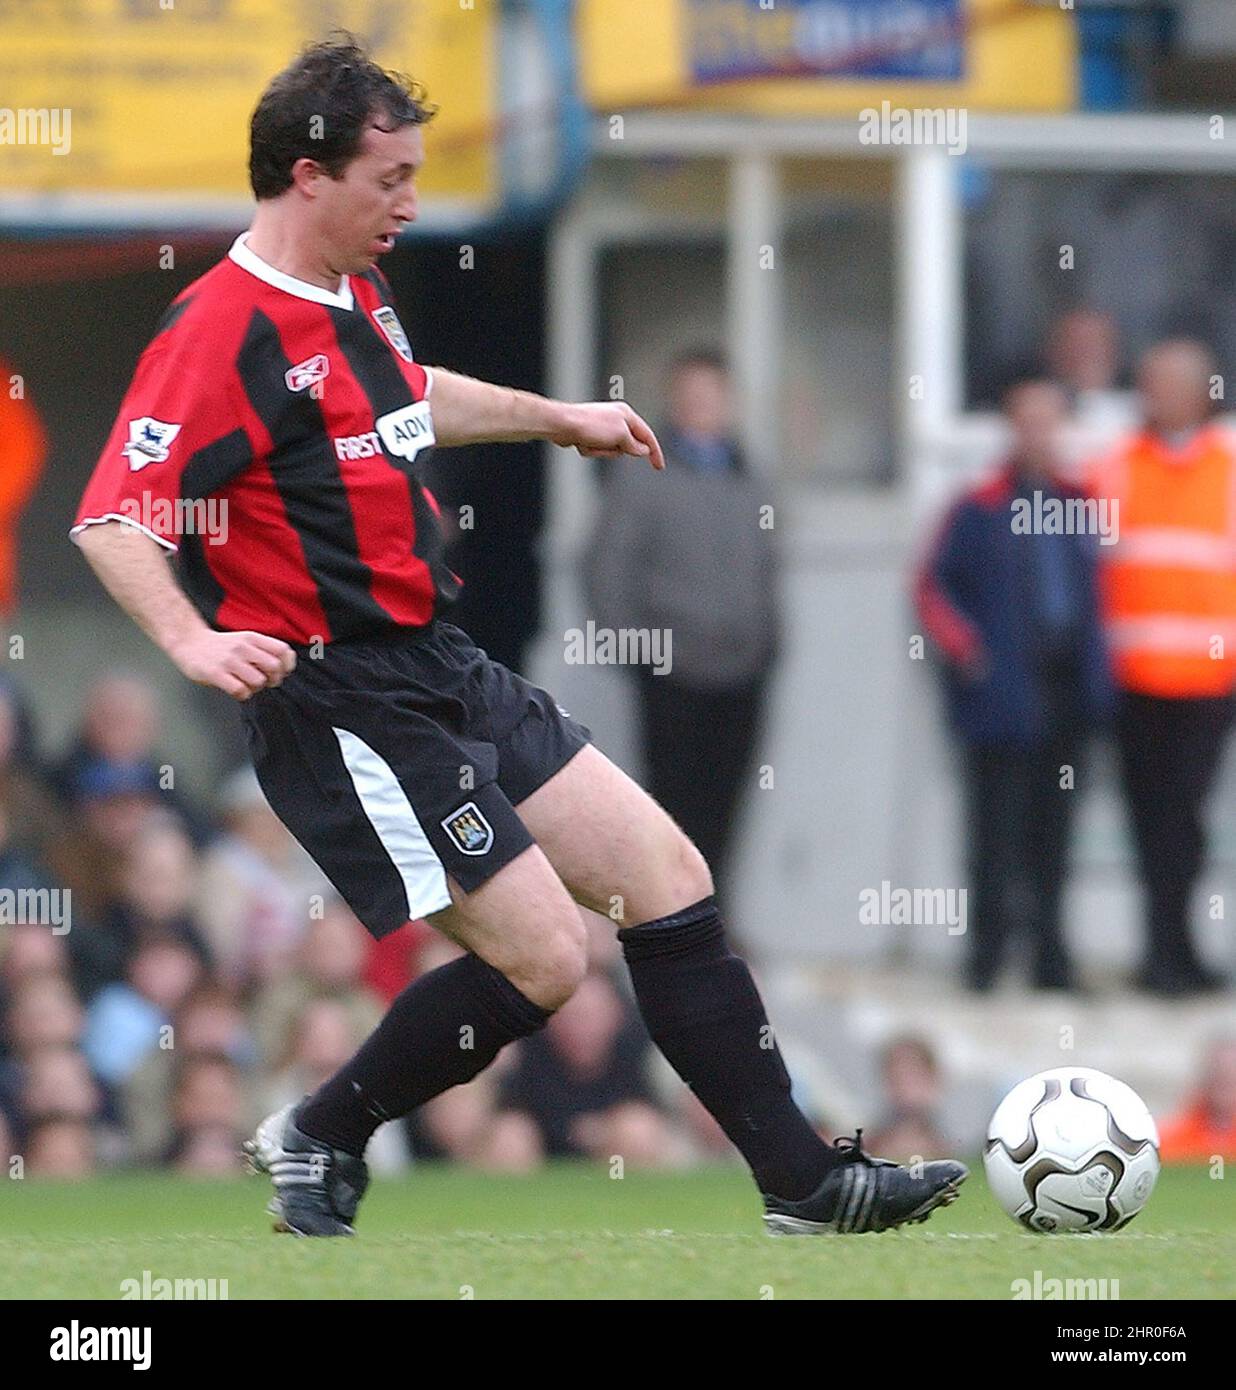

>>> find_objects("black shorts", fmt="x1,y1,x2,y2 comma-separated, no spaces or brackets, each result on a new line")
241,620,591,939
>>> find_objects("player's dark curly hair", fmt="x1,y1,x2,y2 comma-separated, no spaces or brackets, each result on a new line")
249,32,436,200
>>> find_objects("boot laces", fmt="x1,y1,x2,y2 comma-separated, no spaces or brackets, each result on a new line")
832,1128,890,1168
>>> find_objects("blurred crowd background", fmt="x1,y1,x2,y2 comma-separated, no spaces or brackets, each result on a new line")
3,327,1235,1179
5,1,1236,1179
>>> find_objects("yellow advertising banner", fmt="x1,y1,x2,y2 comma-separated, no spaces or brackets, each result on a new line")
0,0,495,210
581,0,1076,116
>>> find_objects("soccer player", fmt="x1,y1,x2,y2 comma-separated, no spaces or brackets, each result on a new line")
72,37,967,1236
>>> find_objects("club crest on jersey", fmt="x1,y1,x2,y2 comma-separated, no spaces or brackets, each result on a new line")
122,417,181,471
284,353,331,393
372,305,414,362
442,802,494,856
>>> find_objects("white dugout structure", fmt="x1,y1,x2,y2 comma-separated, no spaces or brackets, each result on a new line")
537,110,1236,974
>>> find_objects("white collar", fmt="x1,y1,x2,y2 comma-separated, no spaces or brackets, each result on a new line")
228,232,354,310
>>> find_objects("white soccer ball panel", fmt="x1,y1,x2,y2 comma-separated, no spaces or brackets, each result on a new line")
982,1139,1034,1223
983,1067,1160,1232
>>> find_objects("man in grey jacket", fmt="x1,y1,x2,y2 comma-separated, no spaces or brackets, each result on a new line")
586,350,781,913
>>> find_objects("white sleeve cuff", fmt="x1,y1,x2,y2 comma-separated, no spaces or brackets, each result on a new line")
70,513,179,554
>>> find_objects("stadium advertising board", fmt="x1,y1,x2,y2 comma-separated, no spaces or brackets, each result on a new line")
581,0,1075,115
689,0,966,84
0,0,496,218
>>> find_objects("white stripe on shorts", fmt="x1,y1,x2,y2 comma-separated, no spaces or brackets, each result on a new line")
332,726,453,920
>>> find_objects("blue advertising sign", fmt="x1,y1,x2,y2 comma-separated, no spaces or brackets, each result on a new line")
688,0,966,84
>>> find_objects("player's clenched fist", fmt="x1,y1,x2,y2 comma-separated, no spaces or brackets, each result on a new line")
552,401,665,471
169,629,297,701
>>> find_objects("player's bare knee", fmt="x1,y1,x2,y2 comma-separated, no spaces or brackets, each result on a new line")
541,922,590,1009
517,946,586,1012
507,913,587,1012
655,828,713,909
618,828,713,927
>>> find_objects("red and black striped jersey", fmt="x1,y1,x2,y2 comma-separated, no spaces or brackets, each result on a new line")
73,233,459,646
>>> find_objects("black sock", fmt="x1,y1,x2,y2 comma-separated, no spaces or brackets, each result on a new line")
619,896,837,1200
298,953,551,1156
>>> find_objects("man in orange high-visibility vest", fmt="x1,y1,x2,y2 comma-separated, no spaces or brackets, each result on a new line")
1090,340,1236,996
0,358,47,617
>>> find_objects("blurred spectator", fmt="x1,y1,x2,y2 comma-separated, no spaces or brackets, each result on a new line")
0,972,88,1148
56,673,160,793
250,899,383,1066
0,918,70,990
480,968,677,1170
1158,1036,1236,1163
54,673,207,841
81,939,203,1088
194,767,324,986
124,984,257,1164
1046,307,1138,449
363,920,432,1006
916,380,1114,990
267,997,356,1098
163,1052,245,1175
585,349,780,913
67,815,211,1002
48,766,164,928
20,1046,101,1127
263,995,407,1173
0,357,47,620
0,805,64,952
1089,339,1236,995
0,973,85,1145
25,1117,95,1179
866,1035,957,1162
0,674,41,771
171,1124,244,1177
4,971,84,1053
0,685,61,862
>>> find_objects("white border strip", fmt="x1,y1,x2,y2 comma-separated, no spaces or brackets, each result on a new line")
70,513,179,553
333,726,451,921
229,232,354,311
0,192,487,232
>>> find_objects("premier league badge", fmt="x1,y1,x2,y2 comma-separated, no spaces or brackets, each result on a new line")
442,802,494,856
122,417,182,471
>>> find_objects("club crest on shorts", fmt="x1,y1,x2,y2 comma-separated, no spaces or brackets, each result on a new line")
372,305,414,362
442,801,494,856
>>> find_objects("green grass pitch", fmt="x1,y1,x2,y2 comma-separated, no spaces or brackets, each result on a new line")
1,1163,1231,1300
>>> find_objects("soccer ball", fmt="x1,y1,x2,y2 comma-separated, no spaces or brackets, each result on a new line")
983,1067,1160,1232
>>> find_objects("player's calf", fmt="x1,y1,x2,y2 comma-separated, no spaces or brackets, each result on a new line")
245,852,587,1235
618,895,840,1202
618,895,971,1229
